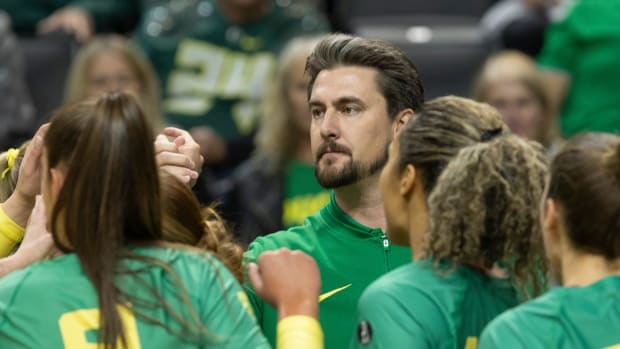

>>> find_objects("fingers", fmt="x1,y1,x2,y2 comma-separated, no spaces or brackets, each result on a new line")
154,135,179,154
20,130,44,176
156,151,196,170
159,165,198,185
163,127,194,142
248,262,264,295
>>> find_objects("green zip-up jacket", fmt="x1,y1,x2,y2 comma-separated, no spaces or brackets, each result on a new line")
244,193,411,349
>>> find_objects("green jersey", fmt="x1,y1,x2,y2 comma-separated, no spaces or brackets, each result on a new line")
538,0,620,137
480,275,620,349
134,0,328,139
282,160,329,228
351,261,518,349
244,193,411,349
0,247,269,348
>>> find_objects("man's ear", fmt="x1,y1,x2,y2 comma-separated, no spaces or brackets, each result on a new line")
400,164,416,197
393,109,415,135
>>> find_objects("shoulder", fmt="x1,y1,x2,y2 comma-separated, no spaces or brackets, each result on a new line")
360,262,447,312
244,210,326,259
480,289,563,348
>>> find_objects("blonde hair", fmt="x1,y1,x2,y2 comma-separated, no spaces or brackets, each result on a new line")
64,35,163,132
255,36,322,172
472,50,555,146
0,141,29,202
425,134,549,297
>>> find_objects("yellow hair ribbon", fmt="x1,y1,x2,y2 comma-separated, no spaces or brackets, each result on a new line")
1,148,19,179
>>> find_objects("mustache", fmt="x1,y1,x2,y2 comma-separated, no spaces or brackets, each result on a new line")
316,140,352,161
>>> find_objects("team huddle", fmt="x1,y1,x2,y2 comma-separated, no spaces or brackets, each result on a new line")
0,33,619,349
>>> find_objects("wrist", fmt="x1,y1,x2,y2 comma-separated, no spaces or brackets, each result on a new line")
277,297,318,321
3,191,35,227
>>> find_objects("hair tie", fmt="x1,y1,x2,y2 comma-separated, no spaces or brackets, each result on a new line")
1,148,19,179
480,128,504,142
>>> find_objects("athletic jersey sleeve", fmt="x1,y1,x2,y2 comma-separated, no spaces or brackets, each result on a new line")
350,284,434,349
243,236,272,325
198,255,270,348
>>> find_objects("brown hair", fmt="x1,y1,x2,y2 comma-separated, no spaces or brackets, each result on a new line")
64,35,163,132
45,93,208,348
398,96,508,195
160,172,244,282
425,135,549,297
0,141,29,202
305,33,424,117
548,133,620,260
472,50,555,146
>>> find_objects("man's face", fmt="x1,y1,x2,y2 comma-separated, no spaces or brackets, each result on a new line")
309,66,394,188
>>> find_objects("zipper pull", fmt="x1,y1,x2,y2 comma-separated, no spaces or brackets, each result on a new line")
381,234,390,251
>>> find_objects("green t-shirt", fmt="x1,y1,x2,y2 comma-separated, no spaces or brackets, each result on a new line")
351,261,518,349
538,0,620,137
479,275,620,349
134,0,328,139
244,193,411,349
281,160,329,228
0,247,269,348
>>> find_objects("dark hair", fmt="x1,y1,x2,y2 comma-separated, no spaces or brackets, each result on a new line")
397,96,508,195
426,135,549,297
160,172,244,282
548,132,620,260
305,33,424,117
46,93,161,348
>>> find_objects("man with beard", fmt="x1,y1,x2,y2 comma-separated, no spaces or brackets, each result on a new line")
244,34,425,348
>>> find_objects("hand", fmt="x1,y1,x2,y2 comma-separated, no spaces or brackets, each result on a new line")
249,248,320,320
155,127,203,186
190,126,228,166
37,7,94,43
16,196,55,261
0,196,55,278
3,124,49,227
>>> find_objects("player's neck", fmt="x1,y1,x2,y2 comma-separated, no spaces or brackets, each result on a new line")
333,175,385,231
561,249,620,287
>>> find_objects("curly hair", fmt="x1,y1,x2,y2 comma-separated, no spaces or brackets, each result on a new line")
425,135,549,297
160,172,244,282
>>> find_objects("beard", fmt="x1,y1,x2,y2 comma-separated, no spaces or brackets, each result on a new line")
314,140,389,189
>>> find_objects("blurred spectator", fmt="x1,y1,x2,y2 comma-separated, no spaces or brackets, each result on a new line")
473,50,557,148
227,36,329,247
64,35,163,131
0,11,37,151
0,0,138,40
135,0,328,171
480,0,551,56
539,0,620,138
